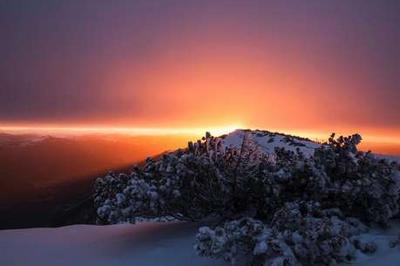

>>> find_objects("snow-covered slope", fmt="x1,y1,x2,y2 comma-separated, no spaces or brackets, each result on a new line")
220,129,321,157
221,129,400,162
0,222,229,266
0,222,399,266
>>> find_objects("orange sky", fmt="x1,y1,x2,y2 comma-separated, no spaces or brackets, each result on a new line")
1,124,399,155
0,1,399,154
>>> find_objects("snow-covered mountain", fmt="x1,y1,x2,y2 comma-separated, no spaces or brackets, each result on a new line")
220,129,320,156
220,129,399,162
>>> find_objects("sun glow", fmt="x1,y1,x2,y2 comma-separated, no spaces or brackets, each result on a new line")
1,123,399,155
0,124,245,137
1,123,399,144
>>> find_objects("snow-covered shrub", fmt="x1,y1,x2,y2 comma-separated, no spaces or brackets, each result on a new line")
314,134,400,225
94,131,400,264
195,201,371,265
253,133,399,225
195,217,297,266
94,172,131,223
94,132,265,223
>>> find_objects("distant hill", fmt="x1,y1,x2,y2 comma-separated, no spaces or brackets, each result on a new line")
0,133,188,229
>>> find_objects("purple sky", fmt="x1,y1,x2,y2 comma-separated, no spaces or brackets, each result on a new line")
0,0,399,131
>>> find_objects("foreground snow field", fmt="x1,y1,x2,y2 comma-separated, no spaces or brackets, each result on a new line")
0,222,229,266
0,222,399,266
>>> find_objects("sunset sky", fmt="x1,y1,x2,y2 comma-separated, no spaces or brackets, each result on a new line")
0,1,399,142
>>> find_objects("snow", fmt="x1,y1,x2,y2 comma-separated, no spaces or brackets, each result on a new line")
253,240,268,255
353,225,400,266
0,222,229,266
221,129,321,157
1,222,399,266
222,130,400,162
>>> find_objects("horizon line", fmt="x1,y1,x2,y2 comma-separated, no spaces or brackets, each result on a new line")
0,123,399,145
